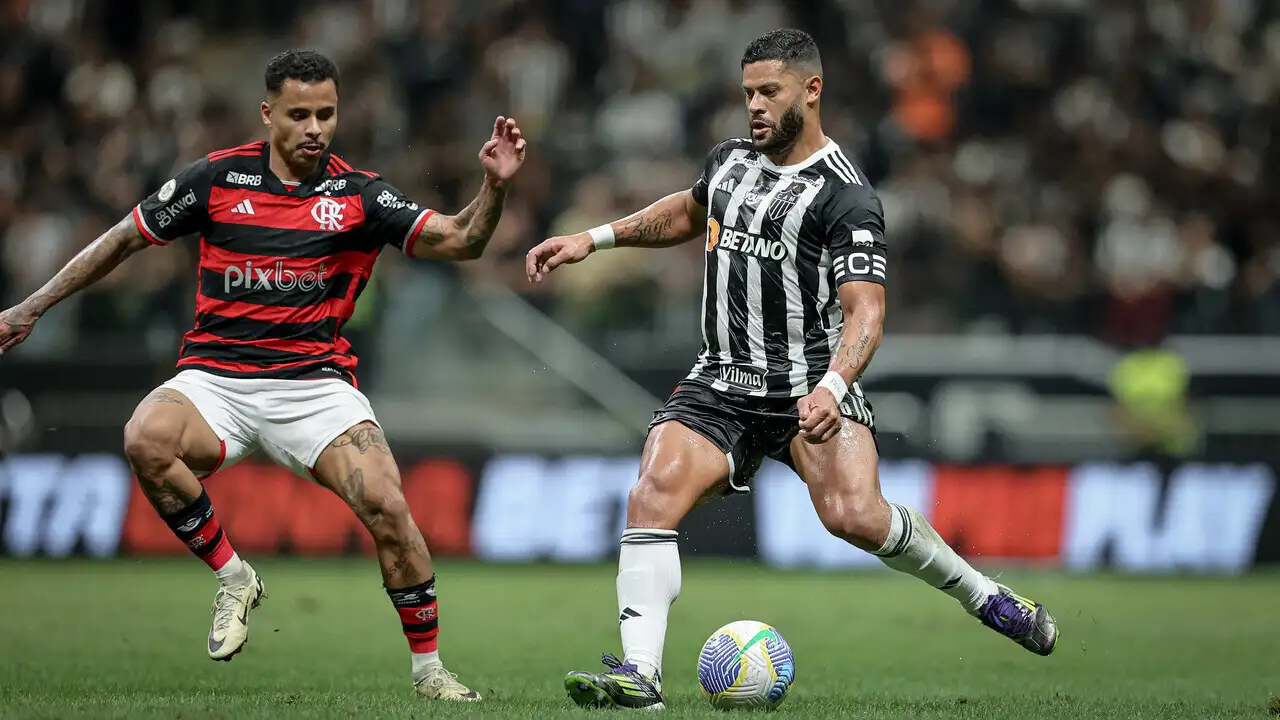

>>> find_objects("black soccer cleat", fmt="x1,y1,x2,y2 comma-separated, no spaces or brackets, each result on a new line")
565,653,666,710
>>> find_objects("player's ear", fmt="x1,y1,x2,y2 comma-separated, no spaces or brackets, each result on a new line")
260,101,272,128
806,75,822,105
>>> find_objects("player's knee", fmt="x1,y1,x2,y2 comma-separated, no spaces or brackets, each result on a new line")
627,472,684,528
816,491,889,550
123,414,184,479
354,477,414,544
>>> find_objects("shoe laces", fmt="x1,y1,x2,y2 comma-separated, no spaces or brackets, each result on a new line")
211,588,240,634
601,653,638,675
979,592,1035,638
601,653,662,696
418,665,464,690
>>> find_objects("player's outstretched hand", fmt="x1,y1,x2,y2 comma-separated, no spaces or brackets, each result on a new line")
479,116,526,184
797,388,842,444
0,304,39,357
525,234,593,283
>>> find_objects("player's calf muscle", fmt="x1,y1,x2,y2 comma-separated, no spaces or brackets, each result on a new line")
383,527,431,586
355,480,431,587
315,428,432,586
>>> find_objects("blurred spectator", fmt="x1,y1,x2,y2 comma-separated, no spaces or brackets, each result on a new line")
484,17,570,141
883,5,969,144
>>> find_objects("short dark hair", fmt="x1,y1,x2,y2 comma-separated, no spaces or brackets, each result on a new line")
740,28,822,73
264,49,340,95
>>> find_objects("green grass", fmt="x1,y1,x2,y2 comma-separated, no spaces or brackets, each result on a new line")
0,559,1277,718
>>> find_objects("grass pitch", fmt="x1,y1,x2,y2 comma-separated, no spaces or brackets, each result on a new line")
0,558,1276,718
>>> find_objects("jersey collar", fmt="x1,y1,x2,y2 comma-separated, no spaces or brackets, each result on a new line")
757,138,837,174
259,142,334,195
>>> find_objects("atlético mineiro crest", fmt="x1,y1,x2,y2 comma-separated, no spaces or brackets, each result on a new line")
767,181,807,221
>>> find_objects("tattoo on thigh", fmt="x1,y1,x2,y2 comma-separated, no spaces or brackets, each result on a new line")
145,478,197,515
142,390,185,406
330,426,392,456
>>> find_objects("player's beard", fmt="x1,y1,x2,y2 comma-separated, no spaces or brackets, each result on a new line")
751,104,804,156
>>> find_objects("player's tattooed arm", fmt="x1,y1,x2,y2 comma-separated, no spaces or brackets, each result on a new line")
829,282,886,384
524,190,706,282
409,178,509,261
0,215,151,353
614,190,706,249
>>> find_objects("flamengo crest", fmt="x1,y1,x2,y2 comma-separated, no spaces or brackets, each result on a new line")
311,197,347,232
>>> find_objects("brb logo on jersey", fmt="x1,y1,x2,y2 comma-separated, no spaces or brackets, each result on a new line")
315,178,347,193
224,171,262,186
705,217,789,261
311,197,347,232
223,261,329,294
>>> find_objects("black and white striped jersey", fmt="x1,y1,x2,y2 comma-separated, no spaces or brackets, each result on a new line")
685,137,887,400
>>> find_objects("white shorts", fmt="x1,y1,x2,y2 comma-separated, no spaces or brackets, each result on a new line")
158,369,379,480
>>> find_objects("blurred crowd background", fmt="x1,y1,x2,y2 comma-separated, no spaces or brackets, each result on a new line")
0,0,1278,457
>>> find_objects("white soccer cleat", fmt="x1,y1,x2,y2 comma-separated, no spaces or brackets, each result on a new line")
207,569,265,661
414,665,482,701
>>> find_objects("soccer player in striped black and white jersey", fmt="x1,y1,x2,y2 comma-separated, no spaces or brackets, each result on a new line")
0,50,526,702
528,29,1059,710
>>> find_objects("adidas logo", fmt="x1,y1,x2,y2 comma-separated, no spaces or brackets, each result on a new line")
619,607,641,623
232,199,255,215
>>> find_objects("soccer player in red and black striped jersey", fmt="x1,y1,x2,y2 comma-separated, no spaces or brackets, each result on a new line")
0,50,526,702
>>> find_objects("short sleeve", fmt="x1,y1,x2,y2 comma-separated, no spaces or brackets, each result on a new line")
362,179,434,256
690,139,741,207
824,185,888,287
133,158,213,245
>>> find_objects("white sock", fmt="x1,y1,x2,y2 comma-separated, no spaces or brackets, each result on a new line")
412,651,441,680
213,552,253,588
617,528,681,683
875,504,998,613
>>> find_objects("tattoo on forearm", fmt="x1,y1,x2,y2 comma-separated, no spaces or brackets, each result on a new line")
330,426,392,456
26,215,150,315
464,182,507,247
834,316,880,379
415,182,508,257
142,390,186,406
617,209,676,248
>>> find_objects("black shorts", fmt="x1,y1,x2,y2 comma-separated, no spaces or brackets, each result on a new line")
648,379,876,492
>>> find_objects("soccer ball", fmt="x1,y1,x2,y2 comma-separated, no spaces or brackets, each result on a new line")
697,620,795,710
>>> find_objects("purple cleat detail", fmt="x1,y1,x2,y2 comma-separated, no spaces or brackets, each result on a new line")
975,585,1058,656
564,653,665,709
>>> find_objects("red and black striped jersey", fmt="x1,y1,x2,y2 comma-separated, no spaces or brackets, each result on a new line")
132,141,433,386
